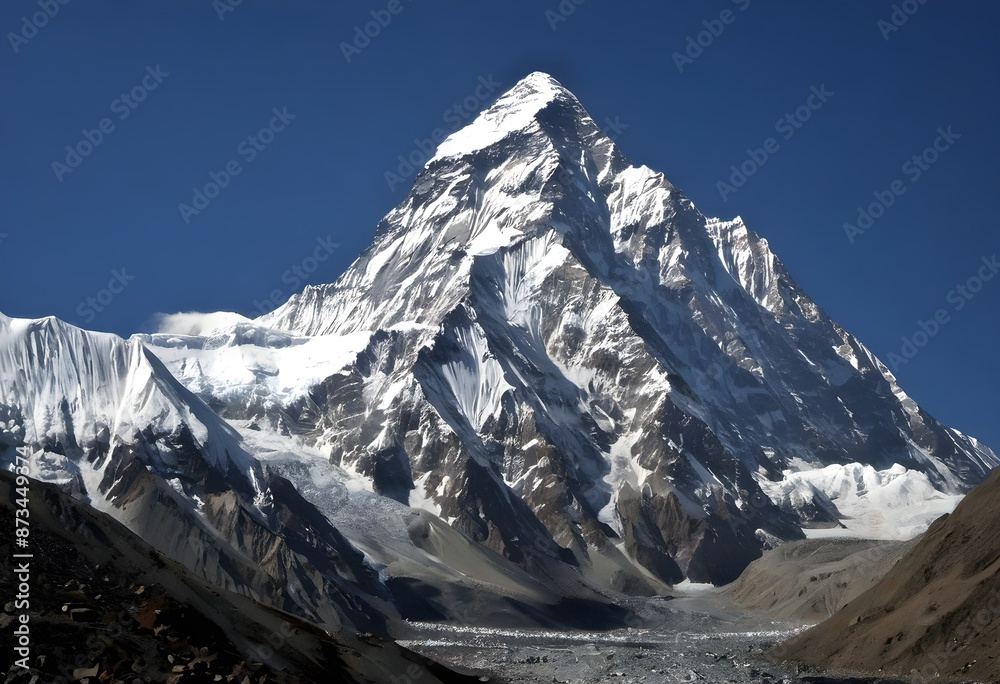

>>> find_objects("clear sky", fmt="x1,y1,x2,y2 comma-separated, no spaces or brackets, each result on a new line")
1,1,997,453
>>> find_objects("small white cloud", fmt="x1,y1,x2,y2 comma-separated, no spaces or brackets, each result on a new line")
148,311,250,336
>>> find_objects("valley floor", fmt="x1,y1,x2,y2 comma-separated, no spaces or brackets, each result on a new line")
398,589,909,684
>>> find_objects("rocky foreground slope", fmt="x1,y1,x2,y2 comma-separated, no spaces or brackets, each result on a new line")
0,470,482,683
775,466,1000,682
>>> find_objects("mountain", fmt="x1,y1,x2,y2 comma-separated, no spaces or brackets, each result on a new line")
774,464,1000,682
133,71,995,587
6,66,996,683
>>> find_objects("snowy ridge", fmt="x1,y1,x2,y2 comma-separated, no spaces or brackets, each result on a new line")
0,312,406,633
139,323,372,406
705,217,783,314
0,313,255,479
0,313,272,522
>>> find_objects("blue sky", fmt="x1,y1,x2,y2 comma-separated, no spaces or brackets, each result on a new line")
1,1,997,452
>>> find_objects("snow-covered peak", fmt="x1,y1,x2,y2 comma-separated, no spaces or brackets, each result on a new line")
0,312,260,489
260,75,627,339
430,72,580,163
517,70,569,93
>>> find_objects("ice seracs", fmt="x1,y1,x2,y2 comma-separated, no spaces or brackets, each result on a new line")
757,461,963,540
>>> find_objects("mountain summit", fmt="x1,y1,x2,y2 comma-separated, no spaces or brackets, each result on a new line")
428,71,586,163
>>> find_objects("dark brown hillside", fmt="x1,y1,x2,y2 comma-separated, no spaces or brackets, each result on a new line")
775,466,1000,682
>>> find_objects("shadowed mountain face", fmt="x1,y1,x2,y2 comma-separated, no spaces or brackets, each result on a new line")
774,465,1000,683
0,471,483,684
